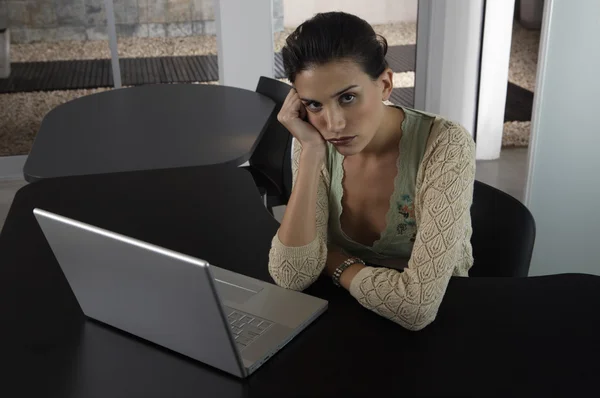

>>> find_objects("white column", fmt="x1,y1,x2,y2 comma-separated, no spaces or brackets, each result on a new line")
0,27,9,79
214,0,275,90
475,0,515,160
103,0,122,88
525,0,600,276
414,0,483,139
0,4,10,78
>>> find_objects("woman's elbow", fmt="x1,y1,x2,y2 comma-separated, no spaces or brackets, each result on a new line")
267,261,313,291
269,273,313,291
395,304,440,331
269,268,293,290
403,317,435,331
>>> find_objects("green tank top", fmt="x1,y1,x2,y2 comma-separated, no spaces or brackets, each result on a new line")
326,106,435,268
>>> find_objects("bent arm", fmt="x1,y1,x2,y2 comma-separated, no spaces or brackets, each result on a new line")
347,125,476,330
268,139,330,290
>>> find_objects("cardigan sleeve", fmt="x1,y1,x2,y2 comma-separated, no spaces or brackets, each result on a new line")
348,122,476,330
268,138,331,290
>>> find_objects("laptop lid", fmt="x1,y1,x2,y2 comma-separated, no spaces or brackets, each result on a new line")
33,208,246,378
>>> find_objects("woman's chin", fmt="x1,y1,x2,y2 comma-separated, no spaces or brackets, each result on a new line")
331,139,363,156
342,150,360,158
336,143,365,157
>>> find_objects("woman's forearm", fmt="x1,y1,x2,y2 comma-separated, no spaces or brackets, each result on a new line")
277,148,325,247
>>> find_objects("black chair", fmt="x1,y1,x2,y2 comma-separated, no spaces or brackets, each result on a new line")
245,76,294,214
469,180,536,277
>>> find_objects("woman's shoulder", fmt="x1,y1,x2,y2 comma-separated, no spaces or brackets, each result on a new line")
393,105,472,149
424,114,475,157
414,114,476,186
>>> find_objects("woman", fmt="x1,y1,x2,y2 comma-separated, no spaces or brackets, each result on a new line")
268,12,476,331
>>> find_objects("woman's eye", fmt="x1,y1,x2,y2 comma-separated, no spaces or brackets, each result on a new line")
340,94,356,104
307,102,322,111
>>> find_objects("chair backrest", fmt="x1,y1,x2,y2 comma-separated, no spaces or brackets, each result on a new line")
469,180,536,277
250,76,294,200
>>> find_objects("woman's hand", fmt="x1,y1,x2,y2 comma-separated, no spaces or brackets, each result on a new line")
278,88,326,151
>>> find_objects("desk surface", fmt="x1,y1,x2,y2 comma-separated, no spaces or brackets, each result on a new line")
23,84,276,182
1,166,599,397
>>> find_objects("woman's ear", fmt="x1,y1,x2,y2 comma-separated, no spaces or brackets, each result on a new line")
379,68,394,101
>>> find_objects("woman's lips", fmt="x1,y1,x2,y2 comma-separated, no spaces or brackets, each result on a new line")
328,136,356,146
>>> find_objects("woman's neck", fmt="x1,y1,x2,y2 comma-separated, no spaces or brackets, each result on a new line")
360,105,404,158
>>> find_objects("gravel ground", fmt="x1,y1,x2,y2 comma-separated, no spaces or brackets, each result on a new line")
11,36,218,62
502,121,531,148
393,72,414,88
0,87,114,156
11,23,416,62
508,22,540,92
374,22,417,46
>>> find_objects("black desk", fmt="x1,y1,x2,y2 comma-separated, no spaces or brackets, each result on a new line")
23,84,276,182
2,167,599,397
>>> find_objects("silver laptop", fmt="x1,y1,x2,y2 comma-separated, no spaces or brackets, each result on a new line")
33,208,328,378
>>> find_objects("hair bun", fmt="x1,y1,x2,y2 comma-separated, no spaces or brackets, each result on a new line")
376,34,389,58
282,12,390,82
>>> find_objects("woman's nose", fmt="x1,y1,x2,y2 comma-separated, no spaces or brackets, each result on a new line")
325,109,346,134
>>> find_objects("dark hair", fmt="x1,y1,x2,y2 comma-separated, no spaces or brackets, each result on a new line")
282,12,389,83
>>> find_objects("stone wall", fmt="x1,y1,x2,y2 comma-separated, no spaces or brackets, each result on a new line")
0,0,284,43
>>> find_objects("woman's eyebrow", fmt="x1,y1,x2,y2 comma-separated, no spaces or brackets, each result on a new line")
299,85,359,102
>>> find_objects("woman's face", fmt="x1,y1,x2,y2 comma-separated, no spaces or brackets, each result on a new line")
294,60,392,156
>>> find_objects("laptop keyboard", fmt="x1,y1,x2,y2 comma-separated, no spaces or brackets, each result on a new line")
226,309,273,351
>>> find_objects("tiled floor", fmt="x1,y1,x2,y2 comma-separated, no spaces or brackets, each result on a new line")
0,148,528,230
475,147,529,203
